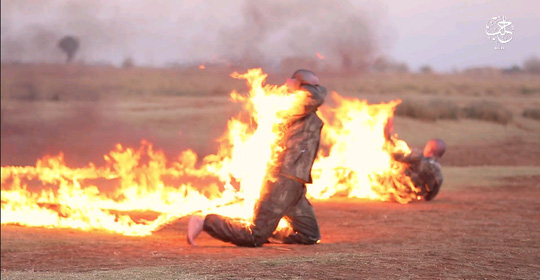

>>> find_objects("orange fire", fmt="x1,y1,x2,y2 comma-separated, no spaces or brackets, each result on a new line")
310,93,419,203
199,64,206,70
316,52,326,60
1,69,419,236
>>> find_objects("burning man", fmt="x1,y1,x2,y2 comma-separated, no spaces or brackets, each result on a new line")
397,138,445,201
187,69,326,247
385,119,445,201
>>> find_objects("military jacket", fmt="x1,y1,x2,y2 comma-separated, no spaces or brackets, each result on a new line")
401,153,443,201
278,84,327,184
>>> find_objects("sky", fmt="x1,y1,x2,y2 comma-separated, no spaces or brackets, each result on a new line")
384,0,540,71
1,0,539,71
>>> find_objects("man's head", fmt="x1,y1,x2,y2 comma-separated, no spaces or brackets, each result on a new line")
287,69,320,90
423,138,446,159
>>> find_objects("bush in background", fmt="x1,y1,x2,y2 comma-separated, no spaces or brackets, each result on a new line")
522,107,540,120
395,98,459,121
461,100,513,124
419,65,433,74
428,98,459,120
523,56,540,74
395,99,437,121
122,57,135,69
395,99,513,125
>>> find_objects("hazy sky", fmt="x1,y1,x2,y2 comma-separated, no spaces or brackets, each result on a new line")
385,0,540,71
1,0,538,71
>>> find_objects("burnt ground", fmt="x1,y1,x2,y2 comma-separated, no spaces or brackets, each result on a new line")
1,174,539,279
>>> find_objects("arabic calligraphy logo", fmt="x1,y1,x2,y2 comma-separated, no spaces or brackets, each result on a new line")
486,16,514,50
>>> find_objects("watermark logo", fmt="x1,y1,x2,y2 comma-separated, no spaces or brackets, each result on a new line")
486,16,514,50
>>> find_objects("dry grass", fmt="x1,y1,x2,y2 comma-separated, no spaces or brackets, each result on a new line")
394,98,515,125
321,72,540,97
395,98,459,121
0,267,204,280
460,100,513,124
3,64,540,102
522,107,540,120
0,64,245,102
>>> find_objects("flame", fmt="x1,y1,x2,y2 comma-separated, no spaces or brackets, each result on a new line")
316,52,326,60
309,92,419,203
1,68,420,236
199,64,206,70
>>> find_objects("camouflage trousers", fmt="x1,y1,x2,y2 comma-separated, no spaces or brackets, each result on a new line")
203,175,321,247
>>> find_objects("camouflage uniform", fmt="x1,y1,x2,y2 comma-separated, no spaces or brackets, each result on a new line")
396,151,443,201
203,84,327,247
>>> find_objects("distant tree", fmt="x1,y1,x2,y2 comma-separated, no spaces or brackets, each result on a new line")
122,57,135,68
58,36,80,63
371,57,389,72
420,65,433,74
462,67,501,77
502,65,521,74
523,56,540,74
395,63,409,73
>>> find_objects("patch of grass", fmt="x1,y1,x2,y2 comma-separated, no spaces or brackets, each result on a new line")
520,86,536,95
395,98,514,124
427,98,460,119
460,100,513,124
522,107,540,120
7,82,40,101
0,266,205,280
395,99,436,121
3,64,540,101
0,64,243,101
395,98,459,121
443,166,540,190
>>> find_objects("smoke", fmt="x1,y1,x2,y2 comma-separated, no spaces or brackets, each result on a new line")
222,0,387,71
1,0,135,64
1,0,387,70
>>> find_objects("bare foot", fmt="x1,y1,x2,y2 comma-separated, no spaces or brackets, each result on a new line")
187,215,205,246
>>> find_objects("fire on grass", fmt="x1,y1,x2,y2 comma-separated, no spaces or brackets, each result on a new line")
1,69,420,237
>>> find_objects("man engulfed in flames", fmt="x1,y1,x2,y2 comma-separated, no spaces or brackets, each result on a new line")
188,70,326,247
384,117,446,202
0,68,446,239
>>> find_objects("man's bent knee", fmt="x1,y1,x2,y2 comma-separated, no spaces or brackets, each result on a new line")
203,214,270,247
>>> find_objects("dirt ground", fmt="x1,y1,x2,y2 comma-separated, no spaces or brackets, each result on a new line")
2,174,539,279
2,65,540,279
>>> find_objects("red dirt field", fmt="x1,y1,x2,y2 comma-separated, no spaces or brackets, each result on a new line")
443,139,540,167
2,175,539,279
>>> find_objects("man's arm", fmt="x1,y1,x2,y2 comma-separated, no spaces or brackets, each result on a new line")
392,148,423,164
297,84,327,116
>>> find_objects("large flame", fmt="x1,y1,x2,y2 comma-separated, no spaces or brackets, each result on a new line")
1,68,419,236
310,92,418,203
